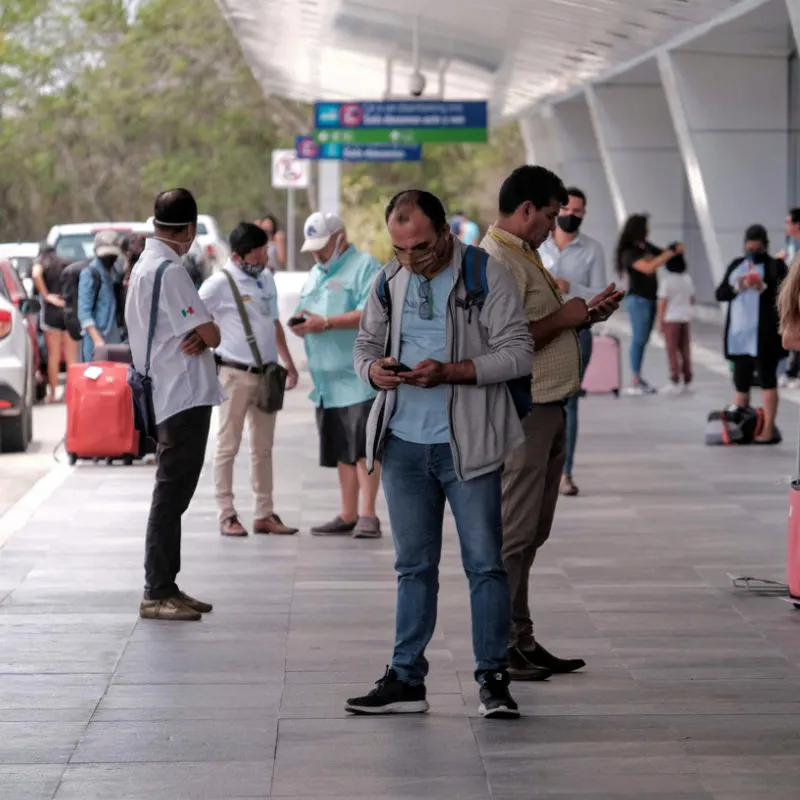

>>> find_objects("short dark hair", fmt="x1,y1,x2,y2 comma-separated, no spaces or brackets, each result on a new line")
229,222,268,258
665,242,687,274
385,190,447,233
565,186,587,206
153,188,198,234
745,223,769,246
498,166,568,215
790,208,800,225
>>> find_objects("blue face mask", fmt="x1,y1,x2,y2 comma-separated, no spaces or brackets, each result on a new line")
315,235,346,272
237,258,265,279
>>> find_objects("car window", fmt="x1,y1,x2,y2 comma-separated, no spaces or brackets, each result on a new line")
54,234,96,262
0,263,26,301
10,256,34,278
196,222,208,235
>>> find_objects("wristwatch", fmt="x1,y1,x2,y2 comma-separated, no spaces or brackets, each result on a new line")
323,317,333,331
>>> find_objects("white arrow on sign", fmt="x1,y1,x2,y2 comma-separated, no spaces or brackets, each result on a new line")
271,149,310,189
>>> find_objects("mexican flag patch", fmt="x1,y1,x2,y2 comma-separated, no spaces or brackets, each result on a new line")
181,307,195,318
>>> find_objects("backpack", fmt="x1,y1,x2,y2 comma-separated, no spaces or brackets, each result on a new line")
705,405,780,445
377,245,533,419
62,260,101,342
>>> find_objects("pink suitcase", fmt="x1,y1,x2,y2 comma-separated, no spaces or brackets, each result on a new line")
581,334,621,396
788,421,800,606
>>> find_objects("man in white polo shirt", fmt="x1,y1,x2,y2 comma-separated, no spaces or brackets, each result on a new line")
199,222,299,537
126,188,224,622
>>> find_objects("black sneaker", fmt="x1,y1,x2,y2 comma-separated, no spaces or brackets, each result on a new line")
478,670,520,719
520,642,586,674
345,667,430,715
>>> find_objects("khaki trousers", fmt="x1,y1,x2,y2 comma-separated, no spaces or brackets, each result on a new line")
501,404,566,649
215,366,277,523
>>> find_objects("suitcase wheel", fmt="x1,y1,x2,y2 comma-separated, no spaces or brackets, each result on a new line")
122,455,134,467
105,458,114,466
67,452,77,466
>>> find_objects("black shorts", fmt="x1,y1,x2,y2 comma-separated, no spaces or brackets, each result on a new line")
315,399,373,468
731,354,779,393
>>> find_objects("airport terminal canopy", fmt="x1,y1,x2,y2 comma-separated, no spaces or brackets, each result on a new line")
217,0,738,120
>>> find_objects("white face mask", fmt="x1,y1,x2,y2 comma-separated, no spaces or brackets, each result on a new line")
155,234,194,258
314,233,345,270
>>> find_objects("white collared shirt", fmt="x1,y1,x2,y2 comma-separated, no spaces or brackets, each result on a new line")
125,238,224,424
199,260,279,366
539,232,607,301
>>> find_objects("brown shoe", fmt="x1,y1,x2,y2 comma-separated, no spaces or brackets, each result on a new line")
254,513,298,536
139,597,201,622
221,515,248,537
176,590,213,614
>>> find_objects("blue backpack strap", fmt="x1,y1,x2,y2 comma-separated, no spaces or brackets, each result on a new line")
144,260,171,377
377,272,389,310
463,245,489,311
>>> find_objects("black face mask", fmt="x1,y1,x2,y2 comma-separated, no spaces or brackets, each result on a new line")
557,214,583,235
748,250,767,264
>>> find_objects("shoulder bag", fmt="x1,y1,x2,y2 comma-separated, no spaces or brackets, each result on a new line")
223,270,287,413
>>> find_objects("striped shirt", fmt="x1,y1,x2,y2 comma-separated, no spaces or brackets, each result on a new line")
480,226,580,404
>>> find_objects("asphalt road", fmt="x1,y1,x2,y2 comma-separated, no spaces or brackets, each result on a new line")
0,402,67,518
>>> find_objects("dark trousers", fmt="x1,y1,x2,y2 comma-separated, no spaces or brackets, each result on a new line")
144,405,212,600
662,322,692,384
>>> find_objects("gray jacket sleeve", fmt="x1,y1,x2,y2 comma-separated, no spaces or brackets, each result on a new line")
354,269,388,385
472,257,534,386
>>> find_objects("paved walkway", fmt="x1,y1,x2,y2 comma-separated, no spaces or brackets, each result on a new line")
2,333,800,800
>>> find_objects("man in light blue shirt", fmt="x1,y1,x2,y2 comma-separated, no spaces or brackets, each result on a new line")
291,212,382,538
77,231,123,362
538,187,607,497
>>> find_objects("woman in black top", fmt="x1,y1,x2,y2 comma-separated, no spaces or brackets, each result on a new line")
715,224,786,443
31,243,79,402
615,214,683,395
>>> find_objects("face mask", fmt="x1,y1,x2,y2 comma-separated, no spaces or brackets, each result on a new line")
238,259,265,279
314,235,345,271
155,235,194,258
557,214,583,235
396,235,449,276
748,250,767,264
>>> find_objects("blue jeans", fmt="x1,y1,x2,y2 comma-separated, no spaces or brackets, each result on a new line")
381,435,510,685
625,294,656,379
564,328,594,477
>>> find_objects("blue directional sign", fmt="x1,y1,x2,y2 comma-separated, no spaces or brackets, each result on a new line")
295,136,422,163
314,100,487,129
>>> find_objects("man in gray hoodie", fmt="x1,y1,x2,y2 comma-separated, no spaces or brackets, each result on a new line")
349,189,536,719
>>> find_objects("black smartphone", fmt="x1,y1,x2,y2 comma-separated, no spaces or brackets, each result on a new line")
287,316,306,327
384,363,412,374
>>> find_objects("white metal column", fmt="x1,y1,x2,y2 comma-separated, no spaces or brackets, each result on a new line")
317,160,341,216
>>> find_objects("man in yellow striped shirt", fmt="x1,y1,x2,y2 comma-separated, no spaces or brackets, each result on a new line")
481,166,622,680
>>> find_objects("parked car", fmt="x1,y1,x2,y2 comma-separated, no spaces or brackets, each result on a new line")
0,287,40,452
0,242,38,297
46,221,153,265
0,259,47,402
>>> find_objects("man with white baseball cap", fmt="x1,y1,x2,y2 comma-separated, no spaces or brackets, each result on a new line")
291,211,383,538
77,230,124,361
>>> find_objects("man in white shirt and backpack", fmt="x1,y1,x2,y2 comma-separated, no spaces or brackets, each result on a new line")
199,222,300,537
126,188,224,622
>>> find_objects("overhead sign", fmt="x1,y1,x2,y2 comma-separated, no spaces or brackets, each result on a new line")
271,149,310,189
295,136,422,162
313,100,488,145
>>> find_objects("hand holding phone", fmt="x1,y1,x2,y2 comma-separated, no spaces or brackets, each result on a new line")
383,363,412,374
287,316,306,327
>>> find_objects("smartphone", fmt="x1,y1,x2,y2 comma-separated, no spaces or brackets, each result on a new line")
287,316,306,327
384,363,412,374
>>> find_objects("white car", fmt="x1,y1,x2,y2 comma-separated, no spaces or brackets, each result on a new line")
46,222,154,264
0,290,39,452
0,242,39,297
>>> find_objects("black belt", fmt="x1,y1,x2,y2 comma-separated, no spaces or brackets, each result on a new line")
215,356,267,375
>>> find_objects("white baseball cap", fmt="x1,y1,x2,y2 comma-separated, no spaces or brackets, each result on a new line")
301,212,345,253
93,230,123,259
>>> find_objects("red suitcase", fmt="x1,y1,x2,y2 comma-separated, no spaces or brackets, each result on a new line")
789,424,800,606
581,333,621,396
66,362,139,465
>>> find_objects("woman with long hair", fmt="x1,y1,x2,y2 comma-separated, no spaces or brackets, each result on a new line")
31,243,79,402
257,214,287,271
615,214,683,395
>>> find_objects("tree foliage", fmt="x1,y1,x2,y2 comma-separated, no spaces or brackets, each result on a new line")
0,0,524,260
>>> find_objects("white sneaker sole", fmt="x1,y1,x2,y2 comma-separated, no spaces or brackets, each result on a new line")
345,700,430,715
479,703,521,719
